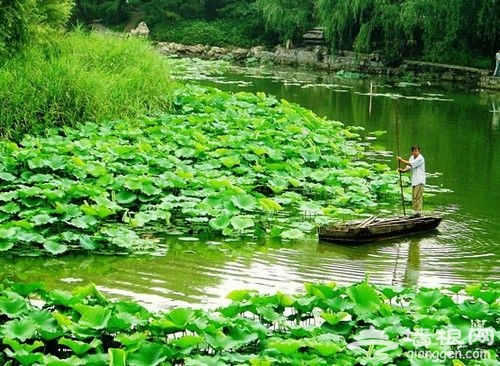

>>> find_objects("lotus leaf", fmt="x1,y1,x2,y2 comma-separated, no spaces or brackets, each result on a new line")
321,311,349,326
230,216,255,231
220,156,240,168
171,335,204,349
58,337,101,355
0,172,17,181
258,198,282,212
226,289,256,302
458,301,491,320
40,354,87,365
0,83,406,254
115,191,137,204
230,194,257,211
68,216,98,229
31,213,58,226
0,296,27,318
80,204,115,219
2,318,37,342
280,228,305,240
0,279,498,364
43,241,68,255
266,338,303,355
81,353,110,365
184,355,227,366
0,238,15,251
79,235,98,250
75,305,111,330
346,282,382,315
412,289,445,310
209,215,231,230
4,347,43,365
0,202,21,214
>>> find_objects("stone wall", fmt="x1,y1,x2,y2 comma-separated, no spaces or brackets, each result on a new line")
155,42,500,91
479,74,500,90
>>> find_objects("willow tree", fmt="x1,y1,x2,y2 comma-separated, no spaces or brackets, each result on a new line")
0,0,73,61
316,0,499,67
352,0,407,65
315,0,357,53
401,0,500,64
255,0,314,47
315,0,408,65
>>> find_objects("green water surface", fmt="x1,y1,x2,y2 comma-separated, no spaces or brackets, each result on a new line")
1,65,498,310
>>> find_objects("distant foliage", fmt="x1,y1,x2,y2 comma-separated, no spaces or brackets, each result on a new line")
0,1,497,71
71,0,129,24
0,0,73,61
315,0,500,67
399,0,500,64
140,0,272,46
151,19,270,47
254,0,314,46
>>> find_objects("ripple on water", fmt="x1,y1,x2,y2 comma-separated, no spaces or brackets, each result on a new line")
0,210,497,312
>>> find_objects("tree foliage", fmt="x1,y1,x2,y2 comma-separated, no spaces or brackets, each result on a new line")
71,0,129,25
399,0,500,63
67,0,499,67
0,0,73,61
255,0,314,45
315,0,500,66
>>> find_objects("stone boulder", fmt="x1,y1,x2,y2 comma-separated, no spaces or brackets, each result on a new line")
231,48,249,60
206,46,228,59
130,22,149,37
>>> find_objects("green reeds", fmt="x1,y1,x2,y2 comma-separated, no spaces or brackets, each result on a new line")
0,30,175,140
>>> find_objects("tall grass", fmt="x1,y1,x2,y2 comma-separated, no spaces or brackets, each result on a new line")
0,30,175,140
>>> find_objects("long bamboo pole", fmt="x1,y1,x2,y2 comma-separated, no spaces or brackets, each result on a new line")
393,99,406,216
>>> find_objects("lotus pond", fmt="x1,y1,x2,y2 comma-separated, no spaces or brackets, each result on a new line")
0,59,499,312
0,280,497,365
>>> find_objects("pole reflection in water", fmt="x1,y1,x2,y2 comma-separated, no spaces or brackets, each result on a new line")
492,101,499,130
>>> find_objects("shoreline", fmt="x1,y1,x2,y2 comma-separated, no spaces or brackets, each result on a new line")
155,41,500,91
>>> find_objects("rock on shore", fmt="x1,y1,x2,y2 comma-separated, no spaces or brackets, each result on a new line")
156,41,500,90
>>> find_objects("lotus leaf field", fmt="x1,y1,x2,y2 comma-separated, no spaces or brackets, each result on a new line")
0,84,401,255
0,280,497,365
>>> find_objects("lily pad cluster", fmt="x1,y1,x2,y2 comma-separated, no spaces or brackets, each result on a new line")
0,85,399,255
0,280,497,365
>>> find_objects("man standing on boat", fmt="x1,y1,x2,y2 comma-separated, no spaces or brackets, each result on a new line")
397,146,425,217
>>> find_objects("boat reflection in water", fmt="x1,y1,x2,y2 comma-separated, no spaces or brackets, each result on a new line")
317,221,443,288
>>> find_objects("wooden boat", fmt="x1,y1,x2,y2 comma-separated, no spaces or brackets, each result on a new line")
319,215,442,243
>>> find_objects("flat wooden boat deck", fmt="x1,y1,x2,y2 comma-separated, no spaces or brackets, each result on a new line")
319,215,442,243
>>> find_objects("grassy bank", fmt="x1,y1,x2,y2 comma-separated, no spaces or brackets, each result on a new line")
0,30,174,141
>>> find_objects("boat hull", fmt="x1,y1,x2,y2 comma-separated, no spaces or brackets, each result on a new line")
319,215,442,243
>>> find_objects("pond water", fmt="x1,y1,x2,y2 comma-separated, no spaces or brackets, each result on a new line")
1,63,499,311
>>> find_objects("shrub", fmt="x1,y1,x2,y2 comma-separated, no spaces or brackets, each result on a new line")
151,19,272,48
0,0,73,61
0,29,174,140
